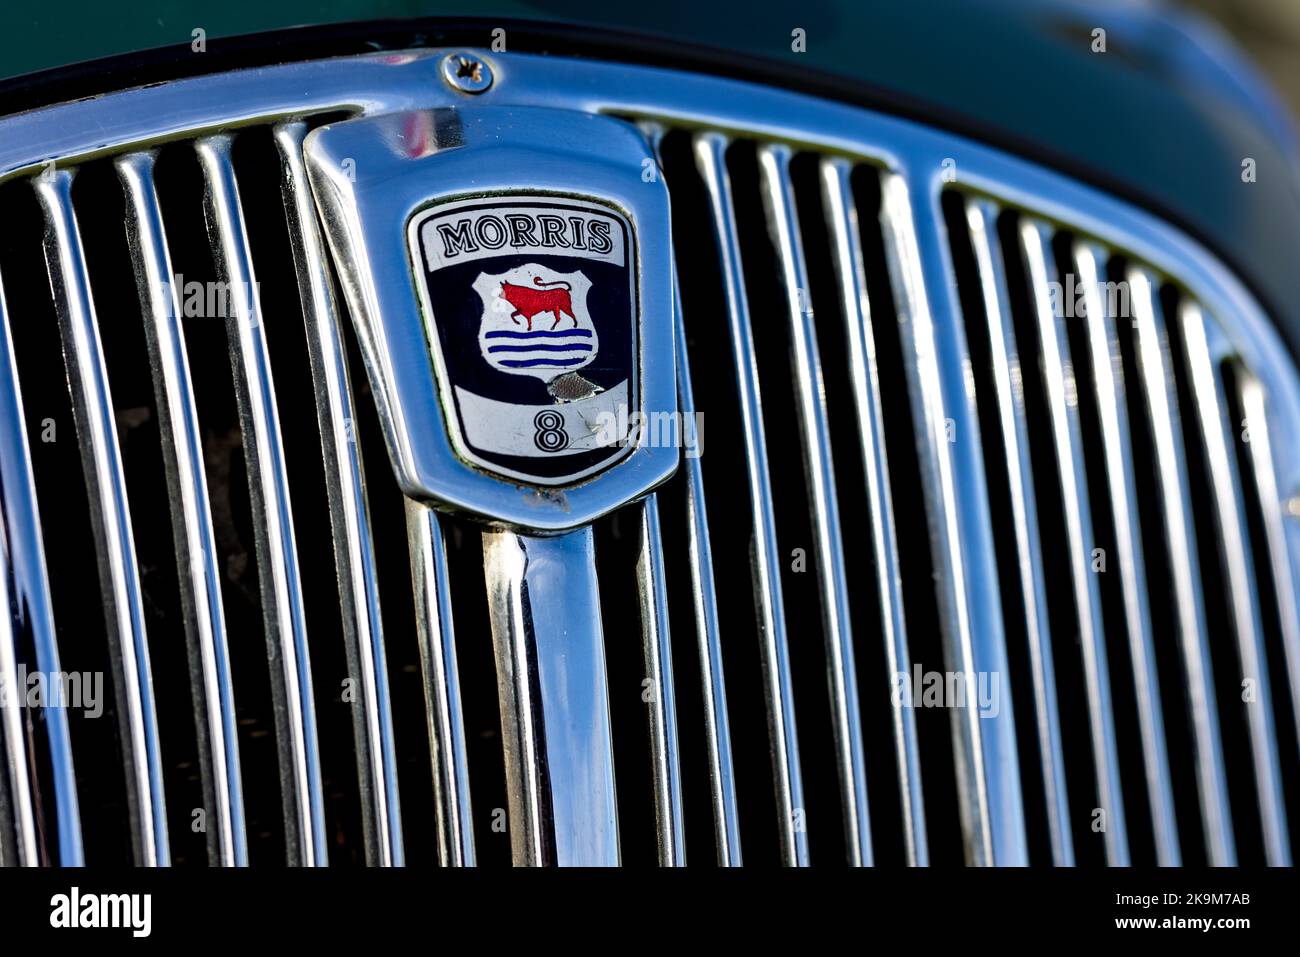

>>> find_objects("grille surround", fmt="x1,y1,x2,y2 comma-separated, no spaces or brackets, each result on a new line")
0,47,1296,867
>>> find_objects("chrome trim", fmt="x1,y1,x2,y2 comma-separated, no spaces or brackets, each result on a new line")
879,170,1028,865
0,56,443,182
0,48,1290,564
303,107,678,530
1128,268,1236,865
669,264,742,866
644,118,742,866
0,51,1294,463
759,144,872,866
406,502,476,866
0,273,82,866
822,158,927,865
0,540,37,865
116,151,247,868
635,496,686,866
35,170,170,868
273,122,403,867
482,528,620,866
1238,374,1300,752
694,132,808,866
1180,302,1291,865
195,135,328,866
0,49,1296,868
1020,219,1128,864
964,200,1071,865
1073,241,1180,865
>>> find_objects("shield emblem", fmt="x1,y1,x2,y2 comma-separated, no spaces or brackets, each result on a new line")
409,195,637,485
473,265,599,381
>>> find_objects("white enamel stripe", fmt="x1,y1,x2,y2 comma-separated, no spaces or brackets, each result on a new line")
35,169,170,867
117,150,247,867
196,135,328,866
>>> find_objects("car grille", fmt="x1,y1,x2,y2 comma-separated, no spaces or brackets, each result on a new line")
0,49,1297,867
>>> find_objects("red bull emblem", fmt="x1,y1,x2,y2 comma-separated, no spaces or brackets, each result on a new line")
499,277,578,330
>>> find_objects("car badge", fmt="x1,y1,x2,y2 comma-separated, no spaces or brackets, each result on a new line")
304,106,677,530
409,197,636,484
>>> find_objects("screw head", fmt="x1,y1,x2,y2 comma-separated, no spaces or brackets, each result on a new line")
441,52,494,94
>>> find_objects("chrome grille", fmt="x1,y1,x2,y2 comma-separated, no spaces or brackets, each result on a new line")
0,49,1297,867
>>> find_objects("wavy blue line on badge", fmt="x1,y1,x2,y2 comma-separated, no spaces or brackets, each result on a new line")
483,329,594,339
497,357,591,368
487,343,594,354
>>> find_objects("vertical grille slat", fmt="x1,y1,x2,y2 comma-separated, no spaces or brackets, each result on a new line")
1179,303,1291,865
35,169,171,868
821,158,928,865
116,151,247,867
0,542,37,865
406,502,475,866
637,120,744,867
634,496,687,866
962,199,1073,864
482,530,546,866
1237,374,1300,750
272,122,404,867
877,171,1028,865
1,274,83,866
669,273,742,866
757,145,872,866
647,114,742,866
1018,220,1130,864
195,135,328,866
1126,267,1236,865
482,528,620,866
693,132,808,866
0,261,82,868
1072,241,1180,864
